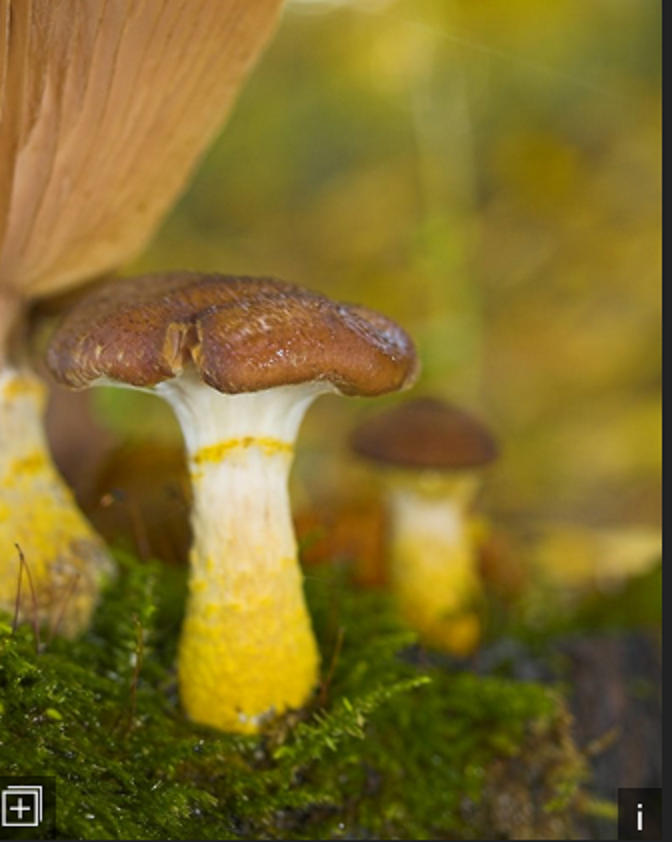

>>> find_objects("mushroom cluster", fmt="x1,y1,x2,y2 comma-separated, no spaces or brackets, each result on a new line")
0,0,284,634
47,272,418,732
351,398,499,656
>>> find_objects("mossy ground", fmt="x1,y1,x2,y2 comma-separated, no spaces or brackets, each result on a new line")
1,550,657,840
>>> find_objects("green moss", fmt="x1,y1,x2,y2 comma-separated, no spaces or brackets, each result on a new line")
1,554,586,839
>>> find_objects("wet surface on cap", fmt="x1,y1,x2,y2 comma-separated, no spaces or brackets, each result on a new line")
47,273,418,396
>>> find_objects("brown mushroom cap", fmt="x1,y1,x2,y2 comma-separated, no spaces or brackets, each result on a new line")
47,273,419,397
350,397,499,469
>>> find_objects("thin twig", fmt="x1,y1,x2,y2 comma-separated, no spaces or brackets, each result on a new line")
318,625,345,709
11,546,24,634
13,544,42,652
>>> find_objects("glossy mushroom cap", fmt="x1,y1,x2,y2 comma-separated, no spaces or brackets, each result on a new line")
350,397,499,470
47,272,419,396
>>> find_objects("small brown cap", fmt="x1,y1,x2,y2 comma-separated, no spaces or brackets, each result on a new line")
47,273,418,397
350,397,499,470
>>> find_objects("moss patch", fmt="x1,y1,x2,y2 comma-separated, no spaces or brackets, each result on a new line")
1,554,586,839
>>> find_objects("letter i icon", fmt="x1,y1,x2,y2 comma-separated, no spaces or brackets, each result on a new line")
637,803,643,832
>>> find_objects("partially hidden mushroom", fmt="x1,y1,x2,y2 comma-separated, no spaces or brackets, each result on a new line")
1,282,115,637
46,272,418,733
0,0,284,634
350,397,499,656
0,360,114,637
0,0,284,296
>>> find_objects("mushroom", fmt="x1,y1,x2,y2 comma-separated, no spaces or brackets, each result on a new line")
1,287,116,636
46,272,418,732
0,363,114,637
0,0,284,634
0,0,284,296
350,397,499,656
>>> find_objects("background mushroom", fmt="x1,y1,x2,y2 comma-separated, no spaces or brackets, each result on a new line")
0,0,284,634
46,271,418,733
350,397,499,657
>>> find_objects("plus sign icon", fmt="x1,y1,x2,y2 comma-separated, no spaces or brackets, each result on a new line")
0,777,55,840
2,786,43,827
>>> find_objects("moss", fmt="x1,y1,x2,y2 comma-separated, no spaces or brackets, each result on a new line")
1,553,586,840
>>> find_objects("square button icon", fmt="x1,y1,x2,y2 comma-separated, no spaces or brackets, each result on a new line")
0,777,55,841
618,788,662,841
2,786,43,826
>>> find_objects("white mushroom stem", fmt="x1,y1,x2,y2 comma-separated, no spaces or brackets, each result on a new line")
385,472,484,656
0,366,113,636
156,372,331,733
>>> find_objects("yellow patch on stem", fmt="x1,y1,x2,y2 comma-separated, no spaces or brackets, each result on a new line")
0,375,45,403
178,555,319,733
392,537,483,657
192,436,293,466
4,452,50,479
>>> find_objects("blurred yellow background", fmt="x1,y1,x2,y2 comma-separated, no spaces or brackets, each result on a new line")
52,0,661,585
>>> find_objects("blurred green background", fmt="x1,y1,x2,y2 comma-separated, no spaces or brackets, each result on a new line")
54,0,661,593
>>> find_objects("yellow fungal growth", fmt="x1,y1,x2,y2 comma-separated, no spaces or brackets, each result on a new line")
170,415,321,733
392,536,482,656
1,374,44,401
179,553,319,733
0,370,113,636
192,437,293,466
387,475,485,657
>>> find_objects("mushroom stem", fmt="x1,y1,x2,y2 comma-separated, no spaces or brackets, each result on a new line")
386,474,483,656
0,289,22,369
157,374,327,733
0,366,113,635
